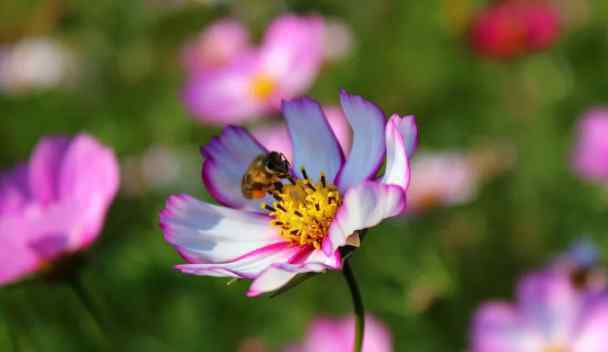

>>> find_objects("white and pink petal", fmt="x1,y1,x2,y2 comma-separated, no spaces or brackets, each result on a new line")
247,248,341,297
160,194,285,264
176,242,301,280
335,91,386,192
395,115,418,159
325,181,405,255
381,115,411,191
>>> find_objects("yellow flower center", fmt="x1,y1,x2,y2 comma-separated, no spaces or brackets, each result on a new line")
262,171,342,249
250,73,276,101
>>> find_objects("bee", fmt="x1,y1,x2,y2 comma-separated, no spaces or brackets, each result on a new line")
241,151,291,199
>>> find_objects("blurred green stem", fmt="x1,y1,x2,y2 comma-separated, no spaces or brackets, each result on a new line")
343,260,364,352
67,273,108,340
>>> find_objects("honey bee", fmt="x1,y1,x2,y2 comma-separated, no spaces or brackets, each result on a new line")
241,151,291,199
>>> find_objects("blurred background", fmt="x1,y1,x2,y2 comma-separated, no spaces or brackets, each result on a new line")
1,0,608,351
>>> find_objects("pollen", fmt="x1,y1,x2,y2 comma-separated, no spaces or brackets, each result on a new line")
262,171,341,249
250,73,276,100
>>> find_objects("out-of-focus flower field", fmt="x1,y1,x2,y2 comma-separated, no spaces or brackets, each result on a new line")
1,0,608,351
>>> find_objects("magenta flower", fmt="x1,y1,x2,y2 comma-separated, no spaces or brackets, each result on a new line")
0,134,119,286
160,91,417,296
182,15,325,124
252,105,352,161
471,269,608,352
470,1,560,59
284,315,393,352
572,108,608,182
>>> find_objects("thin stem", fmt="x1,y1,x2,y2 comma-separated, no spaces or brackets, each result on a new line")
343,260,365,352
66,273,108,339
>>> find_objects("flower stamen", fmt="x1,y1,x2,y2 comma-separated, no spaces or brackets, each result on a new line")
250,73,276,101
262,168,342,249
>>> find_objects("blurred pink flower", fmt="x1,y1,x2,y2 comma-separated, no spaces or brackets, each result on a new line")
284,315,393,352
0,37,78,95
406,151,477,213
160,91,416,296
252,105,352,161
572,108,608,182
182,15,326,124
471,268,608,352
181,19,250,74
0,134,120,286
470,1,560,59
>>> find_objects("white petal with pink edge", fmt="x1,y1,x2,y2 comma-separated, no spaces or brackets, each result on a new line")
246,249,341,297
160,194,285,264
335,91,386,192
283,97,344,183
325,181,405,255
176,242,302,280
394,115,418,159
381,115,411,191
201,126,271,210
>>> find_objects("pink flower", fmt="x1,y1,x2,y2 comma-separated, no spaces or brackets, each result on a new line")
181,19,250,74
284,315,393,352
470,1,560,59
406,151,477,213
252,105,352,161
160,91,418,296
572,108,608,182
471,268,608,352
0,134,120,285
183,15,325,124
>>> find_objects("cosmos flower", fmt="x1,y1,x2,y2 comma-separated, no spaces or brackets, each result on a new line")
571,108,608,183
0,37,78,95
160,91,417,296
470,0,560,59
0,134,119,285
471,265,608,351
406,151,477,213
181,18,251,74
284,315,393,352
182,15,325,124
252,105,352,161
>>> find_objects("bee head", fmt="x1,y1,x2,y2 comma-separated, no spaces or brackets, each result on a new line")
265,151,290,176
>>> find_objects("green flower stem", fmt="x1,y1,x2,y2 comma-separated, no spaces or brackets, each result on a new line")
343,259,365,352
66,273,108,341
